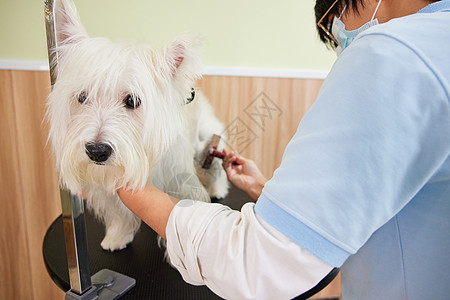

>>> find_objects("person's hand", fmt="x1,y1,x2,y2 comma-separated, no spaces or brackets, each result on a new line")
221,149,267,202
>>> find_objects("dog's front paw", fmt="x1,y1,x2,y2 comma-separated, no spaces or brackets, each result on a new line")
100,233,134,252
209,183,229,199
207,173,230,199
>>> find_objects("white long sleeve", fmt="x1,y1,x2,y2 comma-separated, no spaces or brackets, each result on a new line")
166,200,333,300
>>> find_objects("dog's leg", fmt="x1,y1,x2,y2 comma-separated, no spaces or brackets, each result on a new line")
101,201,141,251
196,157,230,199
86,190,141,251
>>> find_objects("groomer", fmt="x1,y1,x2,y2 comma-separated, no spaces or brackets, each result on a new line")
118,0,450,299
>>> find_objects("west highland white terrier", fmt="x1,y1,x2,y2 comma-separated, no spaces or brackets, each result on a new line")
46,0,229,252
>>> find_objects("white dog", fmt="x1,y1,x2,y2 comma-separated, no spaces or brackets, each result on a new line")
46,0,229,252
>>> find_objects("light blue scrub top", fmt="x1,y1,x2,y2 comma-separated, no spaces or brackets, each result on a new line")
255,1,450,299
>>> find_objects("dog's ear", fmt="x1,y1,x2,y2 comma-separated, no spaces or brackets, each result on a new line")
162,35,203,81
55,0,88,46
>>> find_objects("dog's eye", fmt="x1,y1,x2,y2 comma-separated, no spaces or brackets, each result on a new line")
124,94,141,109
78,92,88,104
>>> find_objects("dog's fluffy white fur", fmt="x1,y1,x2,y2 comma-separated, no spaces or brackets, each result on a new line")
47,0,229,251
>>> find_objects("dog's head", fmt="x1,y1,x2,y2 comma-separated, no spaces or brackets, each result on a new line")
47,0,202,193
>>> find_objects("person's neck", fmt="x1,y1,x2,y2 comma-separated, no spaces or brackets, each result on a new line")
383,0,431,21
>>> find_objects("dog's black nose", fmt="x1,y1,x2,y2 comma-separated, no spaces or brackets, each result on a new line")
85,143,113,163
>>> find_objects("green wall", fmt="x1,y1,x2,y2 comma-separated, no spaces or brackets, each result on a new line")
0,0,336,70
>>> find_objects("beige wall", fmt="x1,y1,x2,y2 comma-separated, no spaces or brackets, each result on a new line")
0,0,335,70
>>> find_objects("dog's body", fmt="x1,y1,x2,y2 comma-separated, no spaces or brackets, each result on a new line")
47,0,228,251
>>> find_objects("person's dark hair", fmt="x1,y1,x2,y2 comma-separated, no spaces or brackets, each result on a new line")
314,0,363,49
314,0,442,49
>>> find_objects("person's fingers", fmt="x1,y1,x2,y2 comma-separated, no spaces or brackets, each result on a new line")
223,150,237,168
233,155,246,166
221,148,229,165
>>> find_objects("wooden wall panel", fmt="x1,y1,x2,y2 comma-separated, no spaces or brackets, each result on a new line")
197,75,324,179
11,70,63,300
0,70,64,300
0,70,34,300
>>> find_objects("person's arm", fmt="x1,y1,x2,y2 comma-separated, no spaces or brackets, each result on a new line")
117,184,178,240
117,184,333,300
117,149,267,238
166,200,334,299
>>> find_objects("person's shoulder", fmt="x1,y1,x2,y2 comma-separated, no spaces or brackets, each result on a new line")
348,11,450,88
328,12,449,95
357,11,450,51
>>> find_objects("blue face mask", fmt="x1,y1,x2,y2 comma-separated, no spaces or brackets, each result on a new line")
331,0,382,55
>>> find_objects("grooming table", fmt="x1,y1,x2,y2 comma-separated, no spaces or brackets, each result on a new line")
43,186,339,299
43,187,247,299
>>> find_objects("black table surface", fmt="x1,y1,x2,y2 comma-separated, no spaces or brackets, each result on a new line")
43,186,338,299
43,187,251,299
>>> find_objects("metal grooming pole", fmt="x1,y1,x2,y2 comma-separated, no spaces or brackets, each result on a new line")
44,1,135,299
